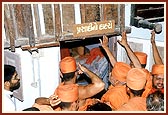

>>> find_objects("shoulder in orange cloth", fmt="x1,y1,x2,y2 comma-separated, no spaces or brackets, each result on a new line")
117,97,146,111
112,62,131,82
141,69,153,98
56,83,79,102
126,68,147,90
101,85,129,110
151,64,164,75
60,56,77,73
134,52,147,64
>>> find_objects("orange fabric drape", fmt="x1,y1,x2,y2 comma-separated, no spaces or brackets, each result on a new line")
101,85,129,110
85,48,104,64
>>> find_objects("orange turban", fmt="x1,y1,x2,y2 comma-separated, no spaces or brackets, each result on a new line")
60,56,77,73
152,64,164,75
127,68,147,90
134,52,147,64
56,83,79,102
112,62,131,82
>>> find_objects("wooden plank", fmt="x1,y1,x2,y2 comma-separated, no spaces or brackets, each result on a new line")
85,4,100,22
21,42,60,51
14,4,26,39
4,4,16,52
101,4,106,21
54,4,62,41
33,4,41,39
102,4,118,23
62,4,75,33
73,20,115,38
42,4,54,35
80,4,86,23
119,4,125,32
4,5,10,42
22,4,35,47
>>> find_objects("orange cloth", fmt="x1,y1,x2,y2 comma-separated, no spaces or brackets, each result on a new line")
101,85,129,110
134,52,147,64
151,64,164,75
117,97,147,111
112,62,131,82
60,56,77,73
127,68,147,90
86,48,104,64
78,98,99,111
149,88,164,94
55,83,79,102
141,69,153,98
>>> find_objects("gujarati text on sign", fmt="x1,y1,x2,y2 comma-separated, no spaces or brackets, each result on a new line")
73,20,115,38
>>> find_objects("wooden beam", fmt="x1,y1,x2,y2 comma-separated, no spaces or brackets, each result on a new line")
54,4,62,42
22,4,35,47
21,41,60,51
80,4,86,23
33,4,41,39
4,4,16,52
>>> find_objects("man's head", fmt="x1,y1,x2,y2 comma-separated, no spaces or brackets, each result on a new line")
146,91,164,111
86,101,112,111
4,64,20,92
56,83,79,111
151,64,164,90
60,56,77,82
130,52,147,68
110,62,131,86
126,68,147,96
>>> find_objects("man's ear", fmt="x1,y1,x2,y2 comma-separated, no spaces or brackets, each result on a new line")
4,81,10,87
70,101,78,111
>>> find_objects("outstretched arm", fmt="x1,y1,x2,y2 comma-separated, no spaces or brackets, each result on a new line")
151,30,163,64
99,35,117,67
77,63,105,100
117,31,142,68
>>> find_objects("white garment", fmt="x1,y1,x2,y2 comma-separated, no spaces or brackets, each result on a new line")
3,90,16,112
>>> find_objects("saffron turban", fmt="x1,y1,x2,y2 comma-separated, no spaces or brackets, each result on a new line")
151,64,164,75
112,62,131,82
127,68,147,90
56,83,79,102
60,56,77,73
134,52,147,64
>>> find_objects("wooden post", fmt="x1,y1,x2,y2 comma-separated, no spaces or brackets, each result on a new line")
22,4,35,47
54,4,62,42
4,4,16,52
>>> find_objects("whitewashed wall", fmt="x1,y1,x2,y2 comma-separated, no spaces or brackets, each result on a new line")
12,47,60,111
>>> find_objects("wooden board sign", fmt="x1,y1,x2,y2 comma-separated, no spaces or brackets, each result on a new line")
73,20,115,38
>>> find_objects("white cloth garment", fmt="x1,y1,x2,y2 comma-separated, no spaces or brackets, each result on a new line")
3,90,16,112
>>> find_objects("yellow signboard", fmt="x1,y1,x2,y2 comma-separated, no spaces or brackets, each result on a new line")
73,20,115,38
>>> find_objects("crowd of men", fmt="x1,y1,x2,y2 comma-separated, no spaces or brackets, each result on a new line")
4,30,164,112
